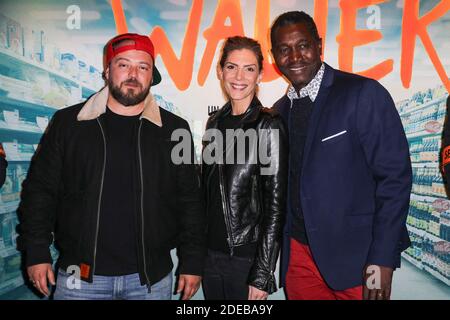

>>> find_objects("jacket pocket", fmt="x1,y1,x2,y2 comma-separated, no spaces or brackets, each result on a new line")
320,130,348,145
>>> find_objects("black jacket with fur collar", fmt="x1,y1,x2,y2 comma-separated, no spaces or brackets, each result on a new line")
17,88,206,286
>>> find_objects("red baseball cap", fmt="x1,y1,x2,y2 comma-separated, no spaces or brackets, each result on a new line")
104,33,161,86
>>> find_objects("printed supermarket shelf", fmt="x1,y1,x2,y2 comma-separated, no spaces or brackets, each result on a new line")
0,276,24,294
402,252,423,270
423,265,450,286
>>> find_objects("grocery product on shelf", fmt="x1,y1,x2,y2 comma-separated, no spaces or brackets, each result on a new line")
89,65,104,89
0,14,8,49
22,26,33,60
78,60,89,84
32,30,43,62
0,213,17,249
44,43,61,70
35,115,49,132
6,17,23,56
61,53,79,79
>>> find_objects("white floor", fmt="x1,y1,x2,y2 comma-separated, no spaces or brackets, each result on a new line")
391,258,450,300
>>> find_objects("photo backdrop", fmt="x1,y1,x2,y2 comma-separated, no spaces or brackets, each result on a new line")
0,0,448,299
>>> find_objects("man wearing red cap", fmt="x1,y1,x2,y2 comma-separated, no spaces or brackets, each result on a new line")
17,33,206,300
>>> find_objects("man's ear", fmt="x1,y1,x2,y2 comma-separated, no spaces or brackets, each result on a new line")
104,66,110,81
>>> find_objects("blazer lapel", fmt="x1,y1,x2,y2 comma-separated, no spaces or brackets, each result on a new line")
302,63,335,167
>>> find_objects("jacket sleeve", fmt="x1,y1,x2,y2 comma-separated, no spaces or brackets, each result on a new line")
247,115,288,293
17,111,64,267
356,79,412,269
0,156,7,188
175,121,207,276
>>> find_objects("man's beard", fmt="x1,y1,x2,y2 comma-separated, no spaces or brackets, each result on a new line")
109,78,150,107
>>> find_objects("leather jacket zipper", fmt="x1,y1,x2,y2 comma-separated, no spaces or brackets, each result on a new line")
218,163,234,256
138,120,151,286
92,118,107,277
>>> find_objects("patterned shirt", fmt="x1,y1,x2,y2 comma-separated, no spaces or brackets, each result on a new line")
287,63,325,105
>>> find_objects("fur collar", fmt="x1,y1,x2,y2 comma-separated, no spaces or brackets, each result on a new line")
76,86,162,127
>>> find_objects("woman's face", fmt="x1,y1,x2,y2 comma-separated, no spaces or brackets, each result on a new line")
218,48,263,106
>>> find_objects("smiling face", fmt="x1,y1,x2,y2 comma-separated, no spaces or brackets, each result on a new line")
271,22,322,91
105,49,153,107
218,48,262,110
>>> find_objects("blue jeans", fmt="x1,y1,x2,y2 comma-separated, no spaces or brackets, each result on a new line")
53,269,172,300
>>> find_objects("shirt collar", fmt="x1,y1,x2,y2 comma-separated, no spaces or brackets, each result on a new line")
287,63,325,103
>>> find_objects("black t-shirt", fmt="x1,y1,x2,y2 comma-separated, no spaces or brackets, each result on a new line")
289,96,314,244
95,107,141,276
207,112,257,258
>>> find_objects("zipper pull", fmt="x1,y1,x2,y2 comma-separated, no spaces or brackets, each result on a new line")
227,237,234,256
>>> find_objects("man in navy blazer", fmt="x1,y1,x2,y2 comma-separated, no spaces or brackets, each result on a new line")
270,11,412,300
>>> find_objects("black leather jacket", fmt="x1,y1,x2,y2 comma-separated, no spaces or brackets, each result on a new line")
202,97,288,293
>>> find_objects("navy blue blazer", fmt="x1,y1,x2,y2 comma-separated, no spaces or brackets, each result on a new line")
275,63,412,291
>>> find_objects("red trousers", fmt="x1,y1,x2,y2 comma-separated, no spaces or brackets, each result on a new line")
286,239,363,300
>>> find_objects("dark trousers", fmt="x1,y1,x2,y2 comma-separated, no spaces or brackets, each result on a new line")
202,249,254,300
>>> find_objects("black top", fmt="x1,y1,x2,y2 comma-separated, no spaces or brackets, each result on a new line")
95,107,140,276
289,96,314,244
207,111,257,257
